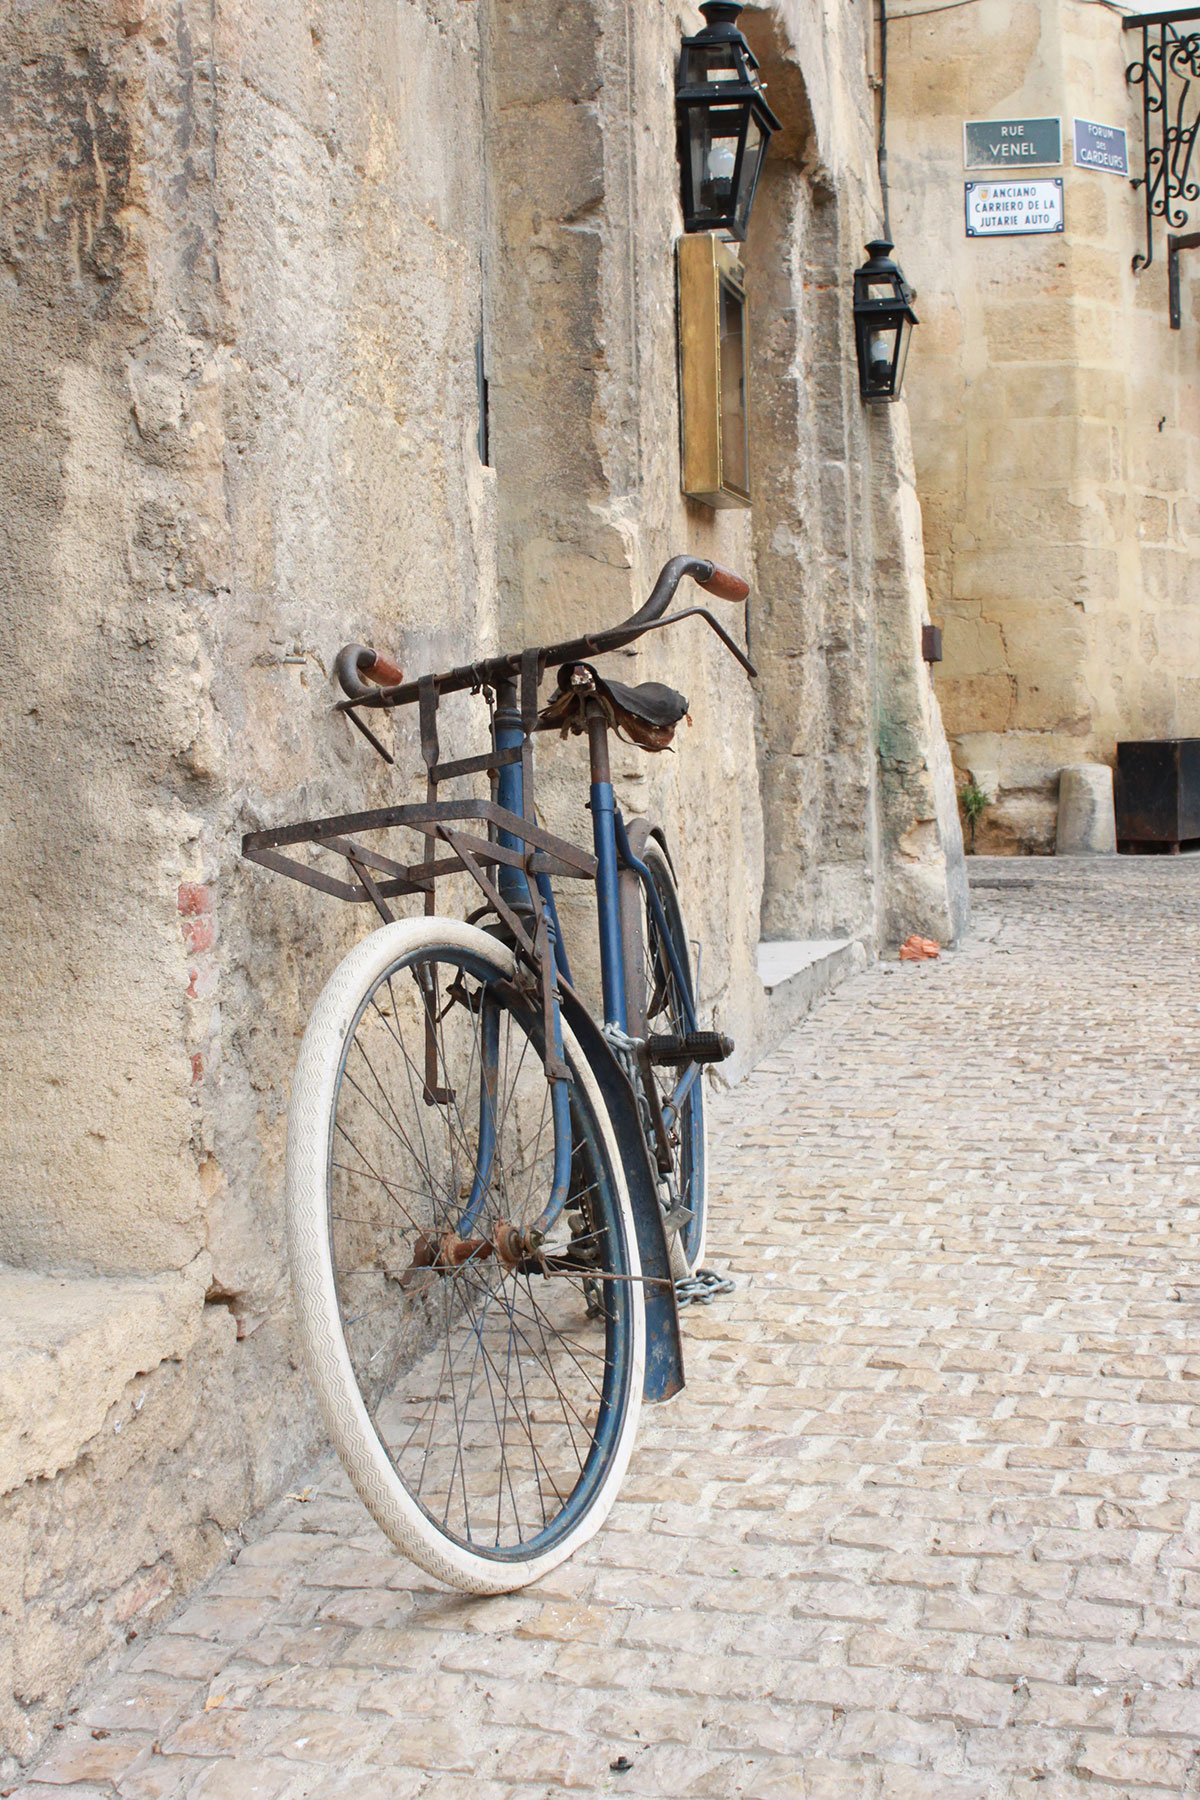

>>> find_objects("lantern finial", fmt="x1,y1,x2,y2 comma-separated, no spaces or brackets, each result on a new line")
698,2,745,29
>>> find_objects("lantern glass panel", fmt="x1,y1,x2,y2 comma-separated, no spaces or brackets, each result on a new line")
732,112,764,238
689,105,744,218
681,41,740,84
868,326,897,387
892,315,913,394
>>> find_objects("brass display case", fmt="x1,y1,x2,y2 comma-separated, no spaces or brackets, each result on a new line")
677,232,751,509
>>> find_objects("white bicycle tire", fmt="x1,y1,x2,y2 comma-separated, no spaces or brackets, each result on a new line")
285,916,645,1595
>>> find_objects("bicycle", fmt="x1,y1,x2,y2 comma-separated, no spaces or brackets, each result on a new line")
243,554,755,1593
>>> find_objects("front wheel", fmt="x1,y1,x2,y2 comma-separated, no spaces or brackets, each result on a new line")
286,918,644,1594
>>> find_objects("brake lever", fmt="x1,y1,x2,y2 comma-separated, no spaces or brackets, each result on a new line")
625,606,757,679
343,705,395,764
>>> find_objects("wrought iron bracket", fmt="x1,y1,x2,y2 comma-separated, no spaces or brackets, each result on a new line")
1125,7,1200,274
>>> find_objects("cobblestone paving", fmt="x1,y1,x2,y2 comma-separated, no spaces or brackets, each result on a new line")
17,859,1200,1799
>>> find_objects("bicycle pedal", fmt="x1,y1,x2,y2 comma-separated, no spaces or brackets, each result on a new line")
646,1031,734,1067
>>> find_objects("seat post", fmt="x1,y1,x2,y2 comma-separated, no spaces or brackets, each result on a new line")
493,675,533,917
585,698,611,787
585,700,626,1030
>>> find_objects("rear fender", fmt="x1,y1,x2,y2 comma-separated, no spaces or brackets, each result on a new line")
617,816,678,1038
557,983,684,1403
623,815,675,878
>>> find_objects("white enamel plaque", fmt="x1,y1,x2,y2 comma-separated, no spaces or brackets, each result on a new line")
964,179,1064,238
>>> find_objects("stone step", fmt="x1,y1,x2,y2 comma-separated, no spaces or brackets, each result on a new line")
753,936,865,1060
0,1263,206,1496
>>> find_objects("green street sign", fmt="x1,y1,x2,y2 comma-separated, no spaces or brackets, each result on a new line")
963,117,1062,171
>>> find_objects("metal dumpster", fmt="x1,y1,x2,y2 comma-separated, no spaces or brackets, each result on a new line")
1115,738,1200,853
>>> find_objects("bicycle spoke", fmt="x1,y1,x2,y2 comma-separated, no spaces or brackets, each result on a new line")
332,1125,428,1239
453,1270,563,1533
456,1260,609,1391
451,1271,527,1542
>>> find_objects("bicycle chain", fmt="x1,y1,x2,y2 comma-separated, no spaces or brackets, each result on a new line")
674,1267,736,1308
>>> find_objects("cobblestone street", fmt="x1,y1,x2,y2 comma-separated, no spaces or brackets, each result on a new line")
18,858,1200,1800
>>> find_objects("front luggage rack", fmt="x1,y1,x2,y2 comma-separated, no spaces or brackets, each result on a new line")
241,797,597,913
242,656,594,1087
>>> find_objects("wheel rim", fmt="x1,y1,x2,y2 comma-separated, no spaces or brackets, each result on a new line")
326,944,637,1561
641,855,706,1268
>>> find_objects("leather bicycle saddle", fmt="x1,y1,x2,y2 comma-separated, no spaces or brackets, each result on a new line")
539,661,690,752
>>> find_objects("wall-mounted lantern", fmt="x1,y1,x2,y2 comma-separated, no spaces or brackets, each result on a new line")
852,240,918,404
676,2,780,242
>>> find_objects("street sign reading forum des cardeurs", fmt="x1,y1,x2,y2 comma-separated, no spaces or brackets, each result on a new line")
963,117,1062,171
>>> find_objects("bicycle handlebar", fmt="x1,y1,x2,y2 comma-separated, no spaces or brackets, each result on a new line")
334,644,406,701
335,555,752,706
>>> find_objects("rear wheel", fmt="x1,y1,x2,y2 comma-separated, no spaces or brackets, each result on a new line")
286,918,644,1594
629,842,708,1276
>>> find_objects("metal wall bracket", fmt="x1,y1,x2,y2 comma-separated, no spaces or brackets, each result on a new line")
1168,229,1200,324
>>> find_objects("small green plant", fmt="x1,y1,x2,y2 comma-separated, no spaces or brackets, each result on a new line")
959,776,989,851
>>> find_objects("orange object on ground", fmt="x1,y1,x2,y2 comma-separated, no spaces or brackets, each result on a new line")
899,934,941,961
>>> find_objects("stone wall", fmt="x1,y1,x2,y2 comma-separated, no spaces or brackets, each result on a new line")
891,0,1200,852
0,0,964,1767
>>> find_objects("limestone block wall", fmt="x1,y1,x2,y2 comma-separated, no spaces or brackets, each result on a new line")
0,0,964,1766
890,0,1200,852
0,0,494,1764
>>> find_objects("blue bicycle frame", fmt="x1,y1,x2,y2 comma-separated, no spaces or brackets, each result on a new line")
457,687,699,1251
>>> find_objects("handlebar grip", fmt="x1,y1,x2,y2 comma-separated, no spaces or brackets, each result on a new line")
367,650,405,686
335,643,405,701
698,562,750,603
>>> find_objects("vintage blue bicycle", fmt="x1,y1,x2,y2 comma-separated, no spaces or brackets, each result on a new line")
243,554,754,1592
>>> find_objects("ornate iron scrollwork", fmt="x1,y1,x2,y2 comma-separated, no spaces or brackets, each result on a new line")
1125,7,1200,273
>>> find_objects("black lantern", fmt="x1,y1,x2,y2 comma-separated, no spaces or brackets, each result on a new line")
676,2,780,242
853,240,918,404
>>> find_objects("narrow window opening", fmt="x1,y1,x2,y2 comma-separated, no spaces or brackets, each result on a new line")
475,332,490,466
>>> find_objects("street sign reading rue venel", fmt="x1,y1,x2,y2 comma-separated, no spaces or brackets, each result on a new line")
1072,118,1128,175
964,179,1065,237
963,117,1062,171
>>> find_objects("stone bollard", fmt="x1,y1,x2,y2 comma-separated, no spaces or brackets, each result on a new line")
1056,765,1117,855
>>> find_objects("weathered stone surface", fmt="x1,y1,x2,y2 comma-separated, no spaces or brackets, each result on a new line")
0,1303,320,1767
0,1265,206,1493
1056,764,1117,855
